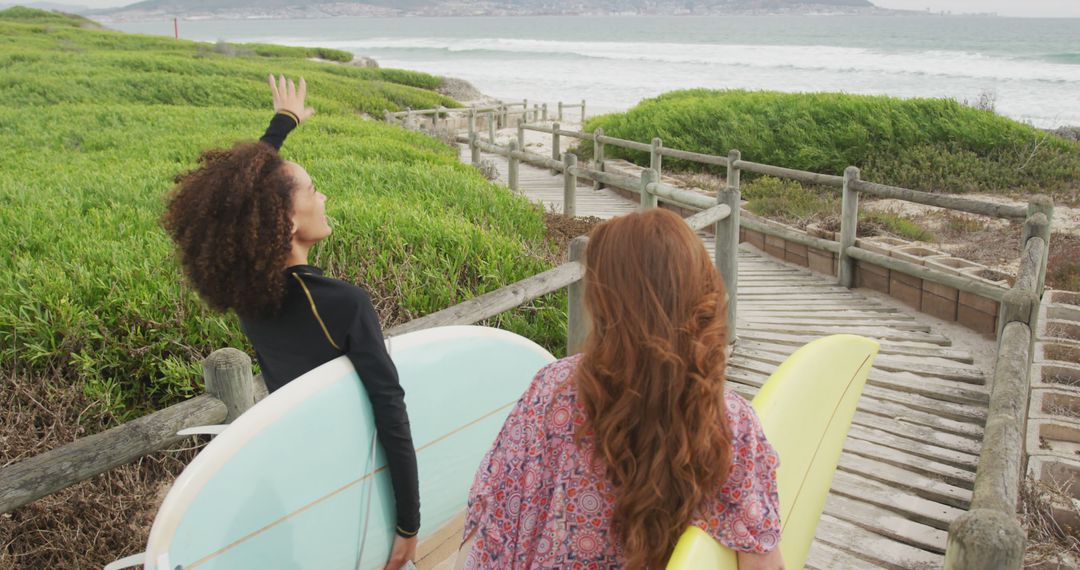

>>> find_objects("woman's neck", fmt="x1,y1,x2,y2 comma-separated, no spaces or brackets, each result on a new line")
285,242,311,268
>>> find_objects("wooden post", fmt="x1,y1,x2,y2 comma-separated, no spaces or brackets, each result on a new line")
517,122,525,150
650,137,663,179
383,109,392,123
551,121,561,172
558,101,564,121
508,139,520,193
431,107,440,132
533,104,540,123
541,103,548,122
522,99,528,123
495,102,504,129
468,108,476,143
640,168,658,211
405,107,414,130
944,509,1025,570
488,112,496,143
838,166,861,288
203,348,254,422
593,127,605,191
563,153,578,217
567,236,589,355
469,132,480,166
1024,195,1054,296
581,99,586,122
719,150,741,337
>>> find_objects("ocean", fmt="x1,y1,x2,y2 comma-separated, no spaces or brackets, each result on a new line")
112,15,1080,128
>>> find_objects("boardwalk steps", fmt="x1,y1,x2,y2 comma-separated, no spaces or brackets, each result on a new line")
421,139,997,569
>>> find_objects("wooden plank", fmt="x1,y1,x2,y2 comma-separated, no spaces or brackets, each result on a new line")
721,367,984,438
0,395,227,514
844,432,977,484
737,336,974,364
805,540,888,570
824,494,948,554
737,330,969,358
830,470,964,531
815,515,943,569
726,359,986,424
838,453,972,509
736,323,953,345
417,513,465,570
740,317,933,332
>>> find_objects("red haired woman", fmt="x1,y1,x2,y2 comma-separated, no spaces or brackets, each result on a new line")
457,208,784,569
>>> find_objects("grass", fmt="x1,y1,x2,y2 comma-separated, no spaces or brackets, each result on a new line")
583,89,1080,197
0,8,563,419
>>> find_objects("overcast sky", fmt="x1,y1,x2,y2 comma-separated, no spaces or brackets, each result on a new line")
17,0,1080,17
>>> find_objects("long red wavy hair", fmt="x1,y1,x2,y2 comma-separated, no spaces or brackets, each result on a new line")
576,208,732,568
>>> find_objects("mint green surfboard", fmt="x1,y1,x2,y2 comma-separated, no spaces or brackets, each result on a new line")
140,325,555,570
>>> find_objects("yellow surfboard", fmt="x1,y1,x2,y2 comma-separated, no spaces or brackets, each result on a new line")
666,334,880,570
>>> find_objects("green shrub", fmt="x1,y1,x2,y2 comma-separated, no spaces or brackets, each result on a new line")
861,211,935,242
0,11,560,419
742,176,838,226
584,89,1080,196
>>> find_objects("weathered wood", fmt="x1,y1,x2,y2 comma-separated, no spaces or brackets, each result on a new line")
972,321,1030,513
740,216,842,253
845,427,978,479
596,134,652,152
733,159,845,187
563,153,577,217
944,508,1025,570
718,150,741,334
657,146,730,166
825,493,948,553
853,179,1028,220
683,204,732,232
838,453,972,509
638,168,658,211
567,237,589,355
830,470,964,531
593,128,605,190
1024,197,1053,295
815,514,943,568
0,394,227,514
386,262,584,337
569,164,639,190
507,139,520,192
805,539,887,569
650,137,663,178
551,121,561,171
846,246,1008,301
203,347,254,422
839,166,860,288
645,181,714,210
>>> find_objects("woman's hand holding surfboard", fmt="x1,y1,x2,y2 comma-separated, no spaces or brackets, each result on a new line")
384,535,417,570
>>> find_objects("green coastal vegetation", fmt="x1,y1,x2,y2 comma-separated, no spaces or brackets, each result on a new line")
583,89,1080,285
0,7,562,419
585,89,1080,198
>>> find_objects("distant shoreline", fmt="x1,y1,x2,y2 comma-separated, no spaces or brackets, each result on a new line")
92,6,951,23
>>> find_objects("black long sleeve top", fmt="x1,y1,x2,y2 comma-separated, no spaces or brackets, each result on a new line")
239,115,420,537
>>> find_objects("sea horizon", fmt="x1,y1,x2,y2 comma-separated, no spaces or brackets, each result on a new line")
112,15,1080,128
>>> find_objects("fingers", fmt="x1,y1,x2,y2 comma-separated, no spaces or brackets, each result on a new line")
298,76,307,102
278,75,287,103
268,74,279,102
287,78,296,101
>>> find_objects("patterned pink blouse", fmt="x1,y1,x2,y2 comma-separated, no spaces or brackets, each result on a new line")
462,355,781,569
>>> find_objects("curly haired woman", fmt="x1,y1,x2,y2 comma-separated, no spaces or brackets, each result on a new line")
457,208,784,569
162,75,418,570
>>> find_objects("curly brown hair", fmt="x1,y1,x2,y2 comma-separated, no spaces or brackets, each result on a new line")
163,142,297,319
576,208,731,569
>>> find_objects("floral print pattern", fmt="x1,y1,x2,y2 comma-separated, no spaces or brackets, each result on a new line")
463,355,781,569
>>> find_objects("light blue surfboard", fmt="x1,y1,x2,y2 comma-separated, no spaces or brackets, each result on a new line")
141,325,555,570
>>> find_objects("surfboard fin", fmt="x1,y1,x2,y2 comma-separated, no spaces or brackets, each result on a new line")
103,552,145,570
177,425,228,436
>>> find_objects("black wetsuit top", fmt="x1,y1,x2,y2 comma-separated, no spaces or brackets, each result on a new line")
238,115,420,537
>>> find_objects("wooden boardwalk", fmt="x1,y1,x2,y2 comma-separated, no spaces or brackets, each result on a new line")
429,141,993,569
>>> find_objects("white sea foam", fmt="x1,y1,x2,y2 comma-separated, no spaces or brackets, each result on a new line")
272,37,1080,84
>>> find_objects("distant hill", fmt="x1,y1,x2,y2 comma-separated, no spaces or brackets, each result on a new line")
102,0,880,20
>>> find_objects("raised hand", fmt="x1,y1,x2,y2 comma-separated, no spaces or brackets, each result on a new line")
268,74,316,124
